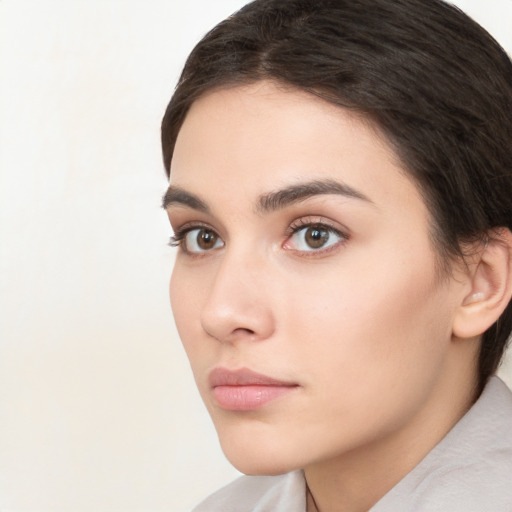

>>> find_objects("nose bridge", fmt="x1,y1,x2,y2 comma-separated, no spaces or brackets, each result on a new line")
200,243,275,343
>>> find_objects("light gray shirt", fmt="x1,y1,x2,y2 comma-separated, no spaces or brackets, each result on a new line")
192,376,512,511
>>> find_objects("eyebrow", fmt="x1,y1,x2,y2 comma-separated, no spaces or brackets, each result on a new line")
162,178,372,213
256,178,373,213
162,186,210,212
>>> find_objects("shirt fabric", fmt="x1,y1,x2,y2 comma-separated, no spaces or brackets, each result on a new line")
192,376,512,511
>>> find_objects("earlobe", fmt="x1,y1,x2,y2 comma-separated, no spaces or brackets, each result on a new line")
452,228,512,339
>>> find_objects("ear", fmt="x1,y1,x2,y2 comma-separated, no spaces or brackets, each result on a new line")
452,228,512,339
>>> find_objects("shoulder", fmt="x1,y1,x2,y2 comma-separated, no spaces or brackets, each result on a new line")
191,470,306,512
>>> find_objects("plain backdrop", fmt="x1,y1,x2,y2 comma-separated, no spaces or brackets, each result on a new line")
0,1,511,511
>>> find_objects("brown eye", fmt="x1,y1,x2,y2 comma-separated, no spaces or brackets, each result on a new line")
196,229,219,250
183,227,224,253
286,223,345,253
304,226,330,249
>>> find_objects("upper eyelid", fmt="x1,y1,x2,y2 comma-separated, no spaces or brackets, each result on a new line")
167,206,224,231
172,220,219,236
287,216,349,235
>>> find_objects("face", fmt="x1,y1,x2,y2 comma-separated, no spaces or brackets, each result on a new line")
166,81,468,476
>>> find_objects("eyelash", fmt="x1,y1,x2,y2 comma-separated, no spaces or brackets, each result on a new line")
168,231,187,248
169,218,349,255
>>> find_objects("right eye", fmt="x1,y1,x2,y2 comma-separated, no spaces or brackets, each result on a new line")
172,227,224,254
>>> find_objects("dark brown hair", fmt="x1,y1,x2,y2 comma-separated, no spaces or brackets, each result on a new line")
161,0,512,394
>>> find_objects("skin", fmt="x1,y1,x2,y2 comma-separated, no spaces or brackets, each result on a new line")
165,81,481,512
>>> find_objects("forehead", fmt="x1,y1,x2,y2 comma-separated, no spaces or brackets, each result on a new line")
169,81,424,216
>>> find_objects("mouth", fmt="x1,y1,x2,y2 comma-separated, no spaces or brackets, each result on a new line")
209,367,299,411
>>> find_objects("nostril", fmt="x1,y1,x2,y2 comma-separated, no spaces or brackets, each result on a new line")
234,327,256,336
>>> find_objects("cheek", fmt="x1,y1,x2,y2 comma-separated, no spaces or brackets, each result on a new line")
169,267,186,329
169,260,225,388
284,245,452,393
269,263,453,461
169,264,202,351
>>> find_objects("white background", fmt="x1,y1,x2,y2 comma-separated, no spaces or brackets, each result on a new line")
0,1,511,511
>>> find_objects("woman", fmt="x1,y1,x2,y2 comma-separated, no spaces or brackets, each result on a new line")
161,0,512,510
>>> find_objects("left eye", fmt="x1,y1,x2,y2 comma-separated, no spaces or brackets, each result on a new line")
286,224,344,252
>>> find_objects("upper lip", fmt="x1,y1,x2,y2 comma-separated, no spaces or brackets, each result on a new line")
209,367,297,388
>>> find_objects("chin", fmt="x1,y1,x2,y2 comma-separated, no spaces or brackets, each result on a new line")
216,426,304,476
224,449,298,476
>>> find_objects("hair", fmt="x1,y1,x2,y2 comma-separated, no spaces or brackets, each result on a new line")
161,0,512,394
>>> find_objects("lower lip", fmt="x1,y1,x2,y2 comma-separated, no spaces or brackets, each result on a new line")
212,385,297,411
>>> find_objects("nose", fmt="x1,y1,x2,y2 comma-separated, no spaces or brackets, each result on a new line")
200,249,276,344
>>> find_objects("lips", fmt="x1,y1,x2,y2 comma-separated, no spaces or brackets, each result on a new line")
209,367,298,411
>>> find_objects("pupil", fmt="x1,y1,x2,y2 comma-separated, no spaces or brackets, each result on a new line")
198,229,217,249
305,226,328,248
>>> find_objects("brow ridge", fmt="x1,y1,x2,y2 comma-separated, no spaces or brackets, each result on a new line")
162,186,209,212
163,178,372,214
257,178,372,213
